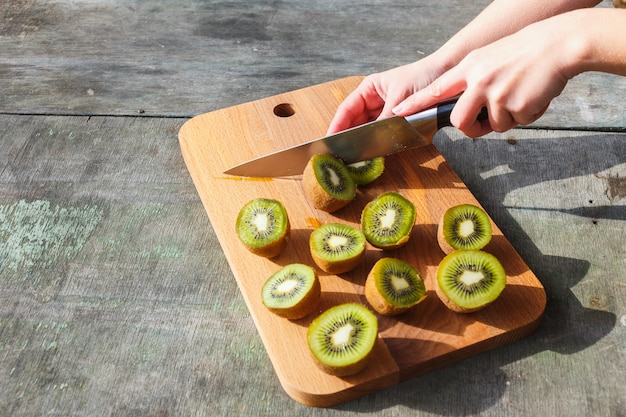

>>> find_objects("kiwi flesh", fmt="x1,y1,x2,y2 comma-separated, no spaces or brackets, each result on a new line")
303,154,356,213
236,198,290,258
365,258,427,316
436,250,506,313
346,156,385,185
309,223,366,274
361,192,416,249
437,204,492,254
261,263,320,319
307,303,378,376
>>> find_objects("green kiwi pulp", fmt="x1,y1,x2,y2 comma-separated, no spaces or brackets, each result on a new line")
309,223,365,274
438,204,492,254
261,263,320,319
365,258,427,316
303,154,356,212
436,250,506,313
235,198,290,258
307,303,378,376
361,192,416,249
346,156,385,185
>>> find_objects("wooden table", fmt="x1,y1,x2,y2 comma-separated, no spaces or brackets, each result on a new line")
1,1,624,416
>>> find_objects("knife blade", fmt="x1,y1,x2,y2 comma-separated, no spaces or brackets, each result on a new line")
224,97,479,177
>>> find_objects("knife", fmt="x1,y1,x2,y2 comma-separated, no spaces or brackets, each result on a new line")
223,97,485,177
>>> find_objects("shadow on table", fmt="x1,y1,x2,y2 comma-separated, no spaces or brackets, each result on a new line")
332,129,623,415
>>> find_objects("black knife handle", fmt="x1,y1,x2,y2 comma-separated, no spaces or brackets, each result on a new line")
436,98,489,129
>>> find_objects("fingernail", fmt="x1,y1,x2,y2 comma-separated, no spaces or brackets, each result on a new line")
392,103,405,115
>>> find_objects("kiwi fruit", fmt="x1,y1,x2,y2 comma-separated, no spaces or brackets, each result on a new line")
360,191,416,249
365,258,427,316
303,154,357,212
235,198,290,258
261,263,321,319
346,156,385,185
307,303,378,376
309,223,366,274
436,250,506,313
437,204,492,254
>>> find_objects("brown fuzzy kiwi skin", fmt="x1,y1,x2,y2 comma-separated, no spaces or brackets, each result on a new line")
264,273,321,320
435,284,484,314
302,155,355,213
436,221,455,255
314,346,374,377
245,220,290,258
310,248,364,275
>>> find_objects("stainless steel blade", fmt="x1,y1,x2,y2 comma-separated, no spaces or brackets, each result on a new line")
223,116,429,177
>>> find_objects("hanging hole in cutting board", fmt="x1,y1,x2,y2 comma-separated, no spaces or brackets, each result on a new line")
273,103,295,117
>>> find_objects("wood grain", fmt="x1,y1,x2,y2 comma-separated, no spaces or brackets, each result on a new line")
178,76,546,407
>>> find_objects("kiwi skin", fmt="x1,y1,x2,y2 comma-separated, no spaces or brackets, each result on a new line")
365,258,427,316
437,203,492,255
303,154,356,213
309,223,366,274
307,303,378,377
262,264,321,320
435,250,506,313
236,198,290,258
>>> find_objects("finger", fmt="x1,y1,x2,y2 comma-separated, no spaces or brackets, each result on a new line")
392,69,466,117
326,81,385,134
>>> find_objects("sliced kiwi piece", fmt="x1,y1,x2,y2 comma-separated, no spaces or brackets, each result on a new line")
360,191,416,249
309,223,365,274
262,263,320,319
346,156,385,185
437,203,492,254
303,154,357,213
365,258,427,316
307,303,378,377
235,198,290,258
436,250,506,313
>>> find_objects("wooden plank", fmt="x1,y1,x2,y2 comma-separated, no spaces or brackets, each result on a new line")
178,77,546,406
1,0,625,130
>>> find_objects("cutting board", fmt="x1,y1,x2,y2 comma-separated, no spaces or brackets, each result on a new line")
178,76,546,407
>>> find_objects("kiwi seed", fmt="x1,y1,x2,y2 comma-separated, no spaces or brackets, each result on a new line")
307,303,378,376
436,250,506,313
346,156,385,185
261,263,320,319
360,191,416,249
365,258,427,316
303,154,356,212
309,223,366,274
235,198,290,258
437,203,492,254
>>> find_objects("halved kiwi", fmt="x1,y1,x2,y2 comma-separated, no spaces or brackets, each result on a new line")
360,192,416,249
437,204,492,254
235,198,290,258
307,303,378,376
303,154,356,212
261,263,320,319
365,258,427,316
309,223,365,274
436,250,506,313
346,156,385,185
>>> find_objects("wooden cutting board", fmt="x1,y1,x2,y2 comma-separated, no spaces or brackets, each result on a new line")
178,76,546,407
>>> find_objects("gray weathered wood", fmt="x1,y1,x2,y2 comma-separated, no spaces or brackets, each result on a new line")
0,114,624,416
0,0,625,416
1,0,624,130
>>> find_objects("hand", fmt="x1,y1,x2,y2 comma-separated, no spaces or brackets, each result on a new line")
326,57,447,135
392,17,575,138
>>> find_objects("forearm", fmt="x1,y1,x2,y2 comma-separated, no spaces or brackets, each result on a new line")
433,0,603,71
565,8,626,77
